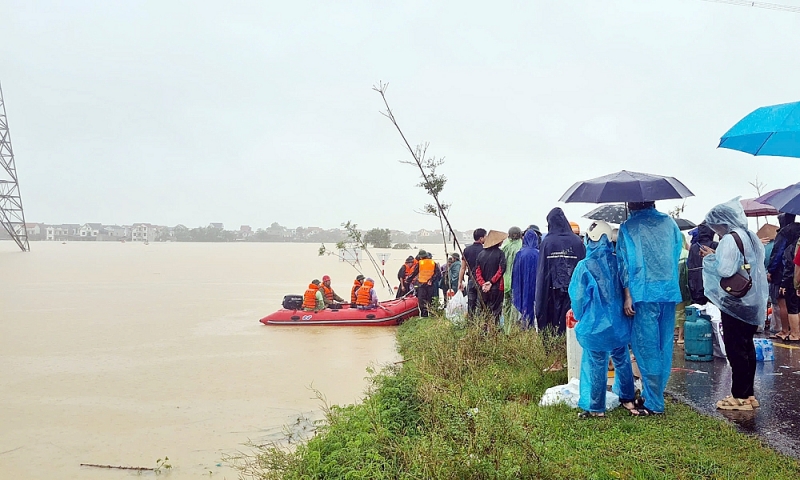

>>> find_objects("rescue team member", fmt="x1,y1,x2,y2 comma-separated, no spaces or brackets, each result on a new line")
351,274,366,305
320,275,345,306
397,256,418,298
303,279,325,312
355,278,379,309
416,250,437,317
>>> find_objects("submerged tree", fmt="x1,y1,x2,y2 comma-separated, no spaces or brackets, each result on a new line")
364,228,392,248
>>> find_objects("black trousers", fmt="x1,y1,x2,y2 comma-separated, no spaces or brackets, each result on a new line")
477,288,503,324
721,311,758,399
536,288,571,335
467,283,479,316
417,283,433,317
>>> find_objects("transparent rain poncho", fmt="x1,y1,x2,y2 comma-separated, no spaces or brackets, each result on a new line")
569,235,631,351
616,206,684,304
702,198,768,325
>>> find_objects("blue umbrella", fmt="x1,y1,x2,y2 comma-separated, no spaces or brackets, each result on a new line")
756,183,800,215
559,170,694,204
719,101,800,158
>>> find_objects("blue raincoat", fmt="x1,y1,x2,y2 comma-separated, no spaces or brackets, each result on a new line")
569,235,635,413
616,206,683,304
616,205,682,413
702,198,768,325
569,236,631,351
512,229,540,329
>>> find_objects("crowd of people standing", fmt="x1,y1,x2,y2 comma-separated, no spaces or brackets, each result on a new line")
446,198,781,417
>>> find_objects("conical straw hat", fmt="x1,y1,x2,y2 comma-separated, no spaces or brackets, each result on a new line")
483,230,508,248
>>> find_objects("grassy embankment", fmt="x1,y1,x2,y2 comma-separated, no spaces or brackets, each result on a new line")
232,315,800,479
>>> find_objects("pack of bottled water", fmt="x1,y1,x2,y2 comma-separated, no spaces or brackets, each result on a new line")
754,338,774,362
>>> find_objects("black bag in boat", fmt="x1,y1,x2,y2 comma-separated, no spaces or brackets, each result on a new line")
282,295,303,310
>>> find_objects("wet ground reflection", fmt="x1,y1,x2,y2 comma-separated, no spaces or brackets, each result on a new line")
667,336,800,458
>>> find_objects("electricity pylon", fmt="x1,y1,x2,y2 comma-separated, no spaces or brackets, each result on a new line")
0,82,30,252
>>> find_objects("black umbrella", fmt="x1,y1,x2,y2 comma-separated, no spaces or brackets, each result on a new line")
560,170,694,203
583,204,628,224
673,218,696,231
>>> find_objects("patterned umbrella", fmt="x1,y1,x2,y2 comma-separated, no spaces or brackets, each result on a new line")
583,204,628,225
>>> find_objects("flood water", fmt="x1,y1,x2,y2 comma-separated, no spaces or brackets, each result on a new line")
0,241,439,479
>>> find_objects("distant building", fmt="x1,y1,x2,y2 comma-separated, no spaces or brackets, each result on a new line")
25,223,44,240
209,223,224,229
131,223,156,242
79,223,103,240
97,225,128,241
239,225,253,238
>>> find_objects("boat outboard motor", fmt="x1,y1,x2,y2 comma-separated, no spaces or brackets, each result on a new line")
282,294,303,310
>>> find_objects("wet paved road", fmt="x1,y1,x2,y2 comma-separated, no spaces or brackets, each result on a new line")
666,335,800,459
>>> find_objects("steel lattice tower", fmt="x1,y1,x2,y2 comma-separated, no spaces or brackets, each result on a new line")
0,82,30,252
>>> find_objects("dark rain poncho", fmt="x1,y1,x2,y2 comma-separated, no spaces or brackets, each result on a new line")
702,198,768,325
534,208,586,322
687,223,718,305
512,229,540,329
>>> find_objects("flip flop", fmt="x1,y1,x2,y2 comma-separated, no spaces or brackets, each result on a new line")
629,407,663,417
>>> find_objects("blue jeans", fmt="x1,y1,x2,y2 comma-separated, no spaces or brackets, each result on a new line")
579,345,636,413
630,301,676,413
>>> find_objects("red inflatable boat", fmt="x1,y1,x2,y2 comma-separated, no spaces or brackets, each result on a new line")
259,296,419,326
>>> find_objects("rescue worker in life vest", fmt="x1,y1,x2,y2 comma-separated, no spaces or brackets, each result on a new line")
319,275,344,306
397,256,418,298
351,274,366,306
416,250,438,317
302,279,326,312
355,278,379,309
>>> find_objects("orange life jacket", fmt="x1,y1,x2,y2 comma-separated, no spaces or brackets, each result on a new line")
303,284,319,310
351,280,362,303
320,284,334,303
404,260,418,280
356,280,375,306
418,258,436,283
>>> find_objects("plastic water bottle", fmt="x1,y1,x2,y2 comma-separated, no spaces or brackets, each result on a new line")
762,339,774,362
754,339,764,362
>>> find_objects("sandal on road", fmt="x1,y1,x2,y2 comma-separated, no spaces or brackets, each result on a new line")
716,396,753,411
746,397,760,408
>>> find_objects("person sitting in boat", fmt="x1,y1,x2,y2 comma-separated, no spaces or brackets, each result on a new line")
355,278,379,309
351,274,366,306
320,275,345,306
302,279,325,312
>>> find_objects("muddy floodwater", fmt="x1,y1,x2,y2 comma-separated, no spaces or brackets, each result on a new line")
0,241,441,479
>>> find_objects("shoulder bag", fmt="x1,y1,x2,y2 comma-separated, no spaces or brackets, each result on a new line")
719,231,753,298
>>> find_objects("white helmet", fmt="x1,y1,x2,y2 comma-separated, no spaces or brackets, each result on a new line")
587,220,613,242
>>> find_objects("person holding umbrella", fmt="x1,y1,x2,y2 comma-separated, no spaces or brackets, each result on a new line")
700,198,768,410
617,201,683,416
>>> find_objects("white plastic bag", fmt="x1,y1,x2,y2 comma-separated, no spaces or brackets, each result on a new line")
445,290,467,322
538,378,621,411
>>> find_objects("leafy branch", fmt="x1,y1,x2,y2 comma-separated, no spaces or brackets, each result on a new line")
373,82,461,259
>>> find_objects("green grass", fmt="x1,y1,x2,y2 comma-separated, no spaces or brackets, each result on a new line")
230,315,800,479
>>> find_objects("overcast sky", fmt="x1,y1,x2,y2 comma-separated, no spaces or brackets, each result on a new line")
3,0,800,232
